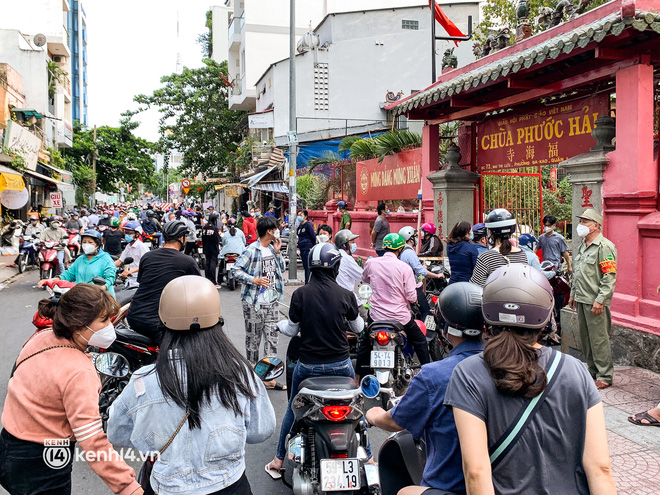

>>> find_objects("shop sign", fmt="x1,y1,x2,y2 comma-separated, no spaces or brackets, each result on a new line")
476,95,609,171
356,148,422,201
248,111,274,129
3,121,41,171
225,186,240,197
50,192,62,208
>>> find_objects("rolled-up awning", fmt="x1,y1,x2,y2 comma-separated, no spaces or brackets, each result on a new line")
0,165,26,192
251,182,289,193
24,169,63,186
243,166,278,188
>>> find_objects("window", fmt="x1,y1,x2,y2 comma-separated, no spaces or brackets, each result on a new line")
402,20,419,30
314,64,329,111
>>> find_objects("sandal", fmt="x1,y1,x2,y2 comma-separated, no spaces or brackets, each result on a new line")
628,411,660,427
265,381,287,391
265,461,282,479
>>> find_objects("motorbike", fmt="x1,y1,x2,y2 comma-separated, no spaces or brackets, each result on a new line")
66,229,81,260
279,374,381,495
114,256,134,288
17,234,39,273
422,265,452,362
191,239,205,271
140,232,158,250
223,253,240,291
38,241,61,280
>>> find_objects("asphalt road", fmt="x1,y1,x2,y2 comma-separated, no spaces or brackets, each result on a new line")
0,270,390,494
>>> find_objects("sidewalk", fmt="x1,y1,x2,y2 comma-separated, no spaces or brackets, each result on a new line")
0,255,20,288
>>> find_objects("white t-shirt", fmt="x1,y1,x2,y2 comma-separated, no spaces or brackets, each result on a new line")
119,239,150,275
336,249,364,305
257,245,277,305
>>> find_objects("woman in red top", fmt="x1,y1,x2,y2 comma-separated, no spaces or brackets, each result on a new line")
242,211,258,245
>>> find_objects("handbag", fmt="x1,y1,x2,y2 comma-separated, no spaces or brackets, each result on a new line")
137,410,190,495
489,349,564,468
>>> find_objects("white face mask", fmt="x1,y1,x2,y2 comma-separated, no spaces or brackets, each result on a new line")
318,234,330,243
82,243,97,255
544,226,553,234
273,229,280,239
576,224,592,237
81,322,116,348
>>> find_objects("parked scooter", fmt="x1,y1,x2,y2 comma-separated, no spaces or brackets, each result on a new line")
38,241,60,280
278,374,381,494
223,252,240,291
17,234,39,273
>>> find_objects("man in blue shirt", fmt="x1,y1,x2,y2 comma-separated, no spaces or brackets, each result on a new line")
471,223,489,254
398,226,444,320
366,282,484,495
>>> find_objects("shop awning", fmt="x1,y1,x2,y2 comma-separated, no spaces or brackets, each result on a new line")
243,166,278,188
251,182,289,194
24,169,63,186
12,108,45,119
0,165,25,192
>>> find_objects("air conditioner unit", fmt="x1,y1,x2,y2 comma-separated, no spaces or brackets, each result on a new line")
54,56,63,63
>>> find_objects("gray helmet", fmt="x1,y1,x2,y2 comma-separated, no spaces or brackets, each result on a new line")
335,229,359,250
309,243,342,269
438,282,484,338
482,264,553,329
162,220,189,242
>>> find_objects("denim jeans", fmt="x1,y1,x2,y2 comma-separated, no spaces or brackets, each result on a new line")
56,250,65,275
0,429,75,495
153,232,163,247
300,248,311,283
276,358,357,460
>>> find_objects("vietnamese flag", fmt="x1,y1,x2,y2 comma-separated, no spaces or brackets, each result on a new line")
430,0,465,46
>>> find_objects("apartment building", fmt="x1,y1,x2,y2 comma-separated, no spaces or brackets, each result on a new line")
67,0,88,126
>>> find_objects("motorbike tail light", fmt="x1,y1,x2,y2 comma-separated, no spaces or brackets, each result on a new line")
197,240,203,246
376,331,390,346
330,453,348,459
321,405,352,422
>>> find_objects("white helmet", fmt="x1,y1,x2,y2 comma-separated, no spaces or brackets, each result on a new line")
399,226,416,242
126,212,137,221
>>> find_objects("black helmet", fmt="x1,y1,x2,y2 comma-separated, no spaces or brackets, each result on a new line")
146,209,155,218
438,282,484,338
485,208,516,236
309,243,342,269
482,264,553,329
209,212,219,221
334,229,359,250
163,220,189,242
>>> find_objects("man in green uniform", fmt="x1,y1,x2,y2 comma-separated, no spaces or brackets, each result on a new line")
568,208,617,389
338,201,351,230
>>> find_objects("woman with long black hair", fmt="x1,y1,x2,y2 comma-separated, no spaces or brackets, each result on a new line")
445,265,615,495
107,276,276,495
446,220,480,284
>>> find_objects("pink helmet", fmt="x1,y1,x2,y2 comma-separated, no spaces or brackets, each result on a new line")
421,222,437,235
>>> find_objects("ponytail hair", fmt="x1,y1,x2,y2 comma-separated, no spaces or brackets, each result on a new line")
493,232,513,256
483,326,546,398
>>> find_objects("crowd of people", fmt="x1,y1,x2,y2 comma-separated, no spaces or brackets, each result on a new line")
0,199,628,495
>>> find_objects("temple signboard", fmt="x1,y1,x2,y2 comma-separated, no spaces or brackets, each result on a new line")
476,95,609,171
356,148,422,201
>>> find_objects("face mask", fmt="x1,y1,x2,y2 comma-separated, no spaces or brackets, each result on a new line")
469,230,474,241
386,210,391,216
125,234,134,243
318,234,329,243
255,212,261,217
82,243,97,255
576,224,591,237
51,222,61,229
81,322,116,348
103,214,108,219
273,229,280,239
297,216,304,223
350,243,357,254
544,226,553,234
31,220,37,225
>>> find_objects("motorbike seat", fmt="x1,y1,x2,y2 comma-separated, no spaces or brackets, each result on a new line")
115,327,156,347
115,288,137,306
298,376,357,391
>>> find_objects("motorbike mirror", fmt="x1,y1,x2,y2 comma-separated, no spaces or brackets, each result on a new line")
254,357,284,381
357,283,373,301
360,375,381,399
94,352,130,378
124,257,134,264
262,288,279,305
91,277,107,286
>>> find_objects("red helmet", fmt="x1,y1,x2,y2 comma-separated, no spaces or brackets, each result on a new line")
414,319,427,336
421,222,436,235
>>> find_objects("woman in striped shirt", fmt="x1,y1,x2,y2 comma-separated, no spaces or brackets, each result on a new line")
470,209,528,287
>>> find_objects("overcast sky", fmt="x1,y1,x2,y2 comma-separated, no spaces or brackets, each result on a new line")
85,0,212,142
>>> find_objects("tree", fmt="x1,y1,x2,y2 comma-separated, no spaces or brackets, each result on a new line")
133,59,245,180
475,0,609,45
61,120,157,197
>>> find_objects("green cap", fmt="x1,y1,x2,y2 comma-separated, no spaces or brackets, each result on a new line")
382,233,405,251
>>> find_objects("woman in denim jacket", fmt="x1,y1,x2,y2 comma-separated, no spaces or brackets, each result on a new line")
107,276,276,495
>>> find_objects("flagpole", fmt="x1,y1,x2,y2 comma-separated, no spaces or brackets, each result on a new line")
431,0,436,83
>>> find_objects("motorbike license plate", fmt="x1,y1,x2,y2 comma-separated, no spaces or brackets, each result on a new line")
370,351,394,369
320,459,360,491
424,315,437,332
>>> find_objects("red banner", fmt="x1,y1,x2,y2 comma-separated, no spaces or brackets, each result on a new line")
357,148,422,201
476,95,609,172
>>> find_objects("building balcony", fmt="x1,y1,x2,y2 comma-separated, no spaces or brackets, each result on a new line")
47,33,71,58
228,16,244,49
56,119,73,148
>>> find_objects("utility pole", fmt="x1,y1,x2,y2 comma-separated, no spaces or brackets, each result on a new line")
431,0,437,83
287,0,298,282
